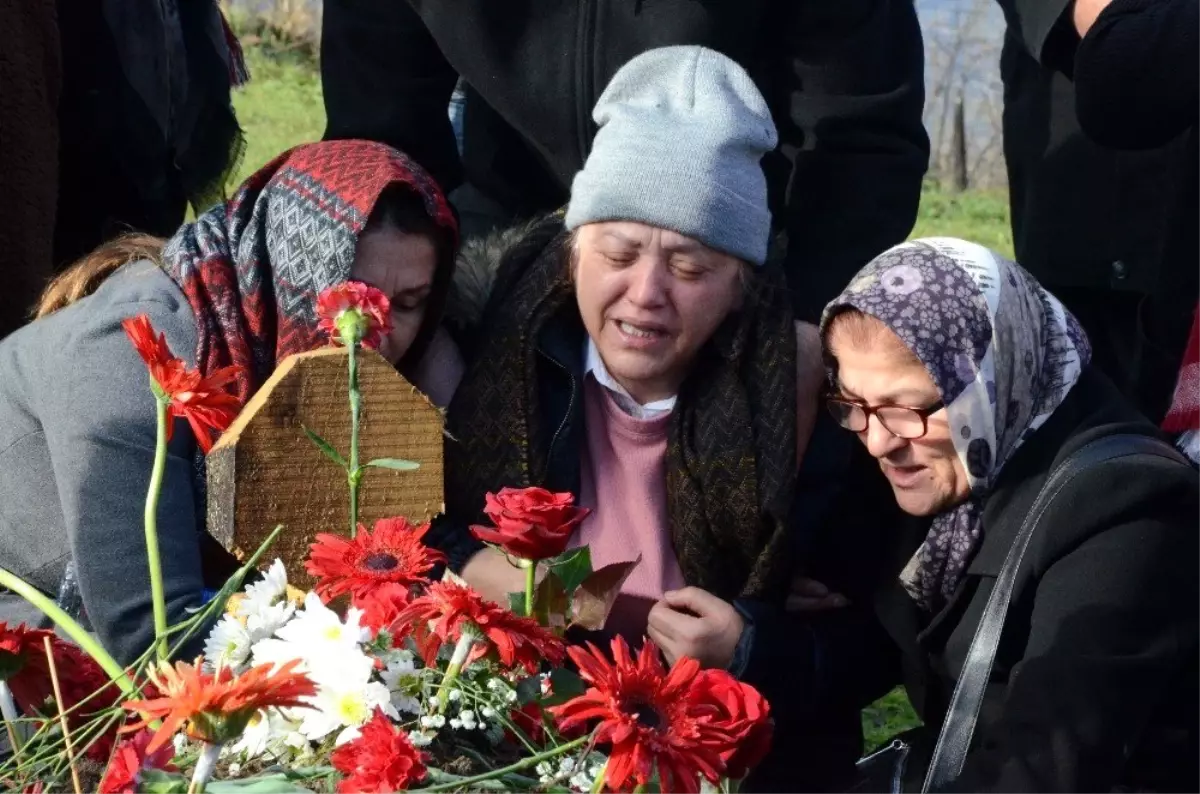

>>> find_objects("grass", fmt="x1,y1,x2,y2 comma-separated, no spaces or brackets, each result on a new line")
226,34,1014,753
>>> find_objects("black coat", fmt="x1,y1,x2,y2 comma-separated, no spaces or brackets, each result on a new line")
319,0,930,322
825,367,1199,792
996,0,1197,306
996,0,1197,436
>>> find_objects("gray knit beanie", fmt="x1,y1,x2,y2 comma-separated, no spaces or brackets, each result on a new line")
564,46,778,266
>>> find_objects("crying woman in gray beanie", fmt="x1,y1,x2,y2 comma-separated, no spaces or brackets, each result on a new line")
434,45,881,791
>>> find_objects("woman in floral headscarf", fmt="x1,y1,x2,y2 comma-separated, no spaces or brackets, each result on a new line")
0,140,460,665
811,238,1198,792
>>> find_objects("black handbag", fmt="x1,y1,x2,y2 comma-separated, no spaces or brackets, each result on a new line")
851,434,1188,794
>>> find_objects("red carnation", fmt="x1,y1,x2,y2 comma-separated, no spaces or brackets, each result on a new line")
122,314,243,453
0,625,124,761
548,638,728,793
331,709,428,792
0,623,58,710
98,728,178,793
395,580,565,673
469,487,590,561
316,282,393,350
690,669,773,780
306,517,445,603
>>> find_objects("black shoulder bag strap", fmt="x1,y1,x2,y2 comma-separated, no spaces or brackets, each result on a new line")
922,433,1189,792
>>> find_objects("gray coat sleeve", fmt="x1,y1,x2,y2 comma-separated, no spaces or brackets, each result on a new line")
39,283,206,666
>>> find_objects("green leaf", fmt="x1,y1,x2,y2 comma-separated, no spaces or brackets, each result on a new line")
207,775,316,793
139,769,188,793
301,424,347,469
569,556,641,631
363,457,421,472
548,547,593,594
543,667,586,706
507,591,526,614
515,674,543,705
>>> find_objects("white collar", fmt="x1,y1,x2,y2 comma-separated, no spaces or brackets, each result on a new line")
584,339,676,420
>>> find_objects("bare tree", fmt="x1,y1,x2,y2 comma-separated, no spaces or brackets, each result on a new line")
920,0,1007,189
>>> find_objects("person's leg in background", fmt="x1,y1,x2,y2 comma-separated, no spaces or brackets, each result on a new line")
0,0,62,340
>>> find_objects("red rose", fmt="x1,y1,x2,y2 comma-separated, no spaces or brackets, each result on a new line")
469,487,590,561
316,282,393,350
690,669,773,781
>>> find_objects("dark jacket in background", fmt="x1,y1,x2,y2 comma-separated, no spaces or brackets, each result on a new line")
822,367,1199,792
320,0,930,322
0,0,60,340
996,0,1198,423
1075,0,1200,426
53,0,245,269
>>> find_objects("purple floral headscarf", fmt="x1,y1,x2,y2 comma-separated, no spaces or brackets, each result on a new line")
821,238,1091,611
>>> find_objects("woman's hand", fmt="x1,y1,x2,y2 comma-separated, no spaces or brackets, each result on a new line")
647,587,744,669
786,576,850,612
460,548,526,606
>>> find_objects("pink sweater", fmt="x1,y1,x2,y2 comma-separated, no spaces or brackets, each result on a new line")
571,378,685,644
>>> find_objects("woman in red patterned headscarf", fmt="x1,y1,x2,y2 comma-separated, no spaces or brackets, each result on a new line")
0,141,459,664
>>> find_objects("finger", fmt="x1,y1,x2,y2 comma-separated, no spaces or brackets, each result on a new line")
647,601,682,641
652,601,708,643
790,577,830,598
786,592,850,612
662,586,725,616
645,625,677,662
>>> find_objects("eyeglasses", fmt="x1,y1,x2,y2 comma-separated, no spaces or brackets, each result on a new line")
825,396,945,440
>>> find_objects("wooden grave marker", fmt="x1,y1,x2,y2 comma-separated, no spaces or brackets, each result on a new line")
207,347,444,587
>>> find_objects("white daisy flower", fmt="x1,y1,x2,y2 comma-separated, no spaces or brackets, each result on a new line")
238,559,289,617
203,615,251,671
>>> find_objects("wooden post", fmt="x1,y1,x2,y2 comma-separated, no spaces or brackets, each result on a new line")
207,347,445,587
951,92,969,193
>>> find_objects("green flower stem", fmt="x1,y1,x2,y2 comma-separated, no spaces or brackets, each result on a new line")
416,736,590,793
0,680,23,758
522,560,536,618
436,632,477,714
144,398,171,660
0,567,136,698
347,341,362,538
590,763,608,794
188,741,223,794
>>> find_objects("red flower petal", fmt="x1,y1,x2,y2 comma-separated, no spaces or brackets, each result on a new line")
331,709,427,792
305,517,445,603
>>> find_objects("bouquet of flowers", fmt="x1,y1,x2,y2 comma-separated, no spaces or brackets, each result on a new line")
0,284,772,793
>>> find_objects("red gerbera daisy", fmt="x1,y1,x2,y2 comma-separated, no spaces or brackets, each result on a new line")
331,708,428,793
306,517,446,603
122,658,316,753
353,583,415,636
394,580,566,673
316,282,393,350
122,314,243,453
98,728,178,793
548,638,727,794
